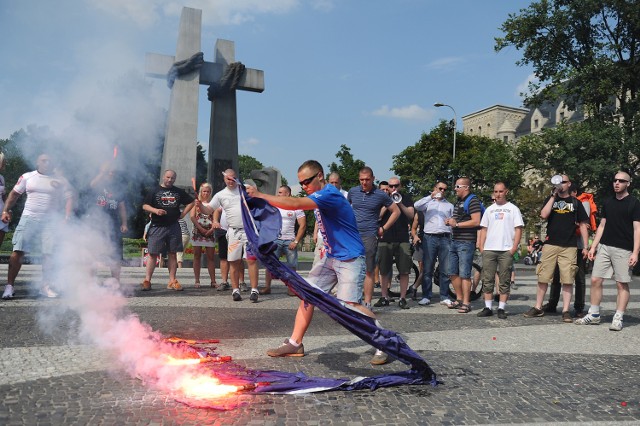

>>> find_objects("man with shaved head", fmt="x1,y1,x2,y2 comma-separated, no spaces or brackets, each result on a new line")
576,171,640,331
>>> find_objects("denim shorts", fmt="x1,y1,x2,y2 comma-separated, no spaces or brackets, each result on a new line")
273,239,298,268
307,255,365,303
448,240,476,279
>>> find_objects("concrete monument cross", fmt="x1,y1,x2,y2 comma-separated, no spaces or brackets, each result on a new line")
145,7,264,191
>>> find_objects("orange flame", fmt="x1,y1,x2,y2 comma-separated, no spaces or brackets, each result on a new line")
175,375,239,399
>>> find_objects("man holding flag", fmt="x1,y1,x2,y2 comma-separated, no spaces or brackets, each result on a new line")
247,160,389,365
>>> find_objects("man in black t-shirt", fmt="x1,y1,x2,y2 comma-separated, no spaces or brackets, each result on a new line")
524,174,589,321
576,171,640,331
375,177,414,309
141,170,194,291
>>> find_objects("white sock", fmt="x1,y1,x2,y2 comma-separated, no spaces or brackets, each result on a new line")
485,300,492,309
498,302,506,310
232,288,240,294
288,338,300,347
615,310,624,318
588,305,600,316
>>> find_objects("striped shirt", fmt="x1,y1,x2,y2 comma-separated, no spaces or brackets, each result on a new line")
347,186,393,237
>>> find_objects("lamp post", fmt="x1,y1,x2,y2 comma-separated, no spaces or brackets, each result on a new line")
434,102,457,162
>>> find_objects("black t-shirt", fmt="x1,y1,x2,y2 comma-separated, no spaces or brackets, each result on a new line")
544,195,588,247
380,193,413,243
143,185,194,227
600,195,640,251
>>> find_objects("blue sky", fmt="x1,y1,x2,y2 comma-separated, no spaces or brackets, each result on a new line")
0,0,535,188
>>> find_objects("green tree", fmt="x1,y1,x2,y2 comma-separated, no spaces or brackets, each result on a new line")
327,145,366,190
392,121,522,203
515,119,635,201
238,154,264,179
495,0,640,135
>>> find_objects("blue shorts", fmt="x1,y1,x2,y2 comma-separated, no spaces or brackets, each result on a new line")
448,240,476,279
12,215,53,254
273,239,298,268
307,255,365,303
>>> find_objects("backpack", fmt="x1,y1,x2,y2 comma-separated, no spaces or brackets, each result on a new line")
462,194,486,217
577,192,597,232
462,194,486,230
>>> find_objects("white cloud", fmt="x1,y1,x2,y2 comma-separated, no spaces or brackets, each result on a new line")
90,0,300,28
426,56,465,70
371,104,434,121
516,73,540,98
240,137,261,150
310,0,335,12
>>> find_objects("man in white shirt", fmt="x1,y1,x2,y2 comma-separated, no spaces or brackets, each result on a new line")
2,154,74,299
477,182,524,319
413,182,454,306
198,169,260,302
261,185,306,295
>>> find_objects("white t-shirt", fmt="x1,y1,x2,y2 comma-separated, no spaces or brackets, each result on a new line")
13,171,73,219
208,186,243,229
278,208,305,240
480,201,524,251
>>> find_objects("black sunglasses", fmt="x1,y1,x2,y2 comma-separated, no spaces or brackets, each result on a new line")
299,173,318,187
388,184,400,188
614,178,629,183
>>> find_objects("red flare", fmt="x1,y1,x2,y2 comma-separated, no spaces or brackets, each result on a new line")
113,146,118,159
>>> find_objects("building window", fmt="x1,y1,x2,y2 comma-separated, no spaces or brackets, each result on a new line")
534,119,539,128
503,136,509,143
478,126,482,136
559,111,565,121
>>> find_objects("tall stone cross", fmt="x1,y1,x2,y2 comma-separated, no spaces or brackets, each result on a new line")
145,7,264,192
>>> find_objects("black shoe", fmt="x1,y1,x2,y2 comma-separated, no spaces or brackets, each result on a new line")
250,291,259,303
510,281,518,290
542,303,557,313
497,309,507,319
232,291,242,301
373,297,389,307
398,298,409,309
388,290,401,298
477,307,493,317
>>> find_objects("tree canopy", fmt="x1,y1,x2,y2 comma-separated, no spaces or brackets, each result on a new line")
495,0,640,134
392,121,522,203
327,145,366,190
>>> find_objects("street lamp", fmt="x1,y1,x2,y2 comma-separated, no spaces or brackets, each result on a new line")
434,102,457,162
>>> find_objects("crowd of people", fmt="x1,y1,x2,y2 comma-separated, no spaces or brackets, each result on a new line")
1,153,639,361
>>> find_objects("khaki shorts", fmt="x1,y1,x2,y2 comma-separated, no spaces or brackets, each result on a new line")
591,244,632,283
536,244,577,284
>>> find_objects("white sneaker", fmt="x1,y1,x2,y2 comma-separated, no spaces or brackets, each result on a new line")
574,313,600,325
610,313,623,331
418,297,431,306
39,285,59,298
439,298,453,307
2,284,14,300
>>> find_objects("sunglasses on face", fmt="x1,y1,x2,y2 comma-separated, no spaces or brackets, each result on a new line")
299,173,318,187
614,178,629,183
454,185,468,189
437,187,446,191
388,184,399,188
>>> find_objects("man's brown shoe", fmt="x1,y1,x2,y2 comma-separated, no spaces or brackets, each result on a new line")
141,280,151,291
266,339,304,357
259,288,271,295
168,280,183,291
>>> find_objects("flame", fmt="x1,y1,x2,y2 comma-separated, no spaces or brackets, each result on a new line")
165,355,201,366
176,375,239,399
113,146,118,159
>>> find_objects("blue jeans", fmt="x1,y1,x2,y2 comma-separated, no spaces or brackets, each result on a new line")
421,234,451,300
448,240,476,279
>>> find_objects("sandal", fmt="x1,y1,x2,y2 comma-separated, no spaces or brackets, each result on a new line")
448,300,463,310
194,282,201,289
457,303,472,313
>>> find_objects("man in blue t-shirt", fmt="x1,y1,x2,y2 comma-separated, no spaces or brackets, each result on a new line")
248,160,390,366
347,167,400,308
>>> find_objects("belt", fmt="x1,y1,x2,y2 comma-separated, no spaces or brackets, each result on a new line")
425,233,450,237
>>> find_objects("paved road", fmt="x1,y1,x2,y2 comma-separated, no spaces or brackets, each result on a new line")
1,264,640,425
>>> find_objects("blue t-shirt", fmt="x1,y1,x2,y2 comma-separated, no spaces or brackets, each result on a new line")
311,184,365,261
347,186,393,236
